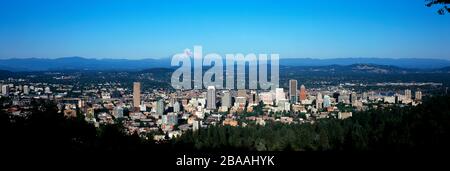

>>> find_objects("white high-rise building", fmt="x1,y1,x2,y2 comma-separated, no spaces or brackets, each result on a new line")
207,86,216,109
316,92,323,109
2,85,9,96
405,89,412,100
415,91,422,101
275,88,285,104
221,90,231,109
23,85,30,95
173,101,181,113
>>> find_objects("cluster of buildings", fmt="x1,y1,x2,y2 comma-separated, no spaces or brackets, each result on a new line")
0,77,429,141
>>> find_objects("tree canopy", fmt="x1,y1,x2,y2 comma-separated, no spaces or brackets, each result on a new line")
426,0,450,15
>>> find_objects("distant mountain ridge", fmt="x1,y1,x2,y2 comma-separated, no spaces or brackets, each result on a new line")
280,58,450,69
0,57,449,71
279,64,420,75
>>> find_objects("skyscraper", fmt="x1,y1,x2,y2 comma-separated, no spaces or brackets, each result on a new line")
323,95,331,108
316,92,323,109
221,90,231,109
415,91,422,101
275,88,285,104
156,98,164,115
133,82,141,109
289,80,298,103
23,85,30,95
207,86,216,109
300,85,307,101
173,101,181,113
2,85,9,96
405,89,412,100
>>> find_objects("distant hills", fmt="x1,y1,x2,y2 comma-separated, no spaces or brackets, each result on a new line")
0,57,171,71
280,58,450,69
280,64,412,74
0,56,449,71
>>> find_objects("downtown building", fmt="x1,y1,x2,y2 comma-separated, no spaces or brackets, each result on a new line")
207,86,216,110
133,82,141,110
289,79,298,103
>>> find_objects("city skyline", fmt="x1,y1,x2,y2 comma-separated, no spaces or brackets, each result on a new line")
2,0,450,168
1,0,450,59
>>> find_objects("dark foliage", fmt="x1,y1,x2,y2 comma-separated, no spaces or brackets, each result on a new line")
174,95,450,151
426,0,450,15
1,96,450,152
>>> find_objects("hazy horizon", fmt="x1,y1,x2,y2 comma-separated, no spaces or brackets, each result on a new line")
1,56,450,61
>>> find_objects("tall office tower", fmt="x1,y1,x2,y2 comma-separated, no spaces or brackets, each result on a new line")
323,95,331,108
2,85,9,96
133,82,141,109
289,79,298,103
207,86,216,109
221,90,231,108
316,92,323,109
300,85,307,101
156,98,164,115
405,89,412,100
173,101,181,113
23,85,30,95
275,88,285,103
415,91,422,101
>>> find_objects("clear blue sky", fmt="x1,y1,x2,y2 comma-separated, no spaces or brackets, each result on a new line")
0,0,449,59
